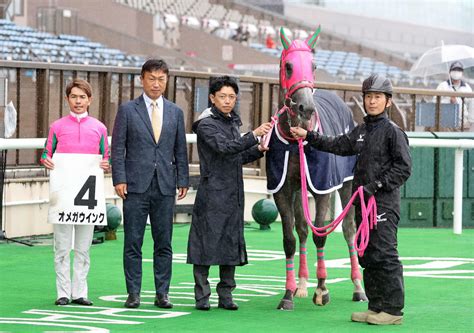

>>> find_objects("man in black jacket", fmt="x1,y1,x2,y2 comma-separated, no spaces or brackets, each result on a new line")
290,74,411,325
187,76,271,311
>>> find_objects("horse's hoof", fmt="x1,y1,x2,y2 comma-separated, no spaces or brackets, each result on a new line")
294,288,308,298
312,289,330,306
277,299,294,310
295,278,308,298
352,291,368,302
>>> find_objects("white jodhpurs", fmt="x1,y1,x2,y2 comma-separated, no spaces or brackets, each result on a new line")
53,224,94,299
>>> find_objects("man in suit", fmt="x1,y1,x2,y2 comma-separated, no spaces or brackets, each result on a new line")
112,59,189,309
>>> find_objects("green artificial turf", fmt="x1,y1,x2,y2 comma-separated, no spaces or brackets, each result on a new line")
0,224,472,332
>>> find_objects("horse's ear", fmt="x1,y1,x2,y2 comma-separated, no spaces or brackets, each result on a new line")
280,27,291,50
306,25,321,49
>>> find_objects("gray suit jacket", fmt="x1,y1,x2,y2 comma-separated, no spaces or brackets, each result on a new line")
111,95,189,195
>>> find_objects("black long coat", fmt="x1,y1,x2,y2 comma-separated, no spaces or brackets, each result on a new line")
187,107,263,266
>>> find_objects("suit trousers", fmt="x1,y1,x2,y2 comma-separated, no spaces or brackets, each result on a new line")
53,224,94,299
123,174,175,295
193,264,236,303
356,207,404,316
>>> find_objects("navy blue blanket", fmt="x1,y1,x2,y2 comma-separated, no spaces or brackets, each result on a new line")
266,89,356,194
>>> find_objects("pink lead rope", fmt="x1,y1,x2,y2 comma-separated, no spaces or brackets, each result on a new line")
297,139,377,257
261,114,377,256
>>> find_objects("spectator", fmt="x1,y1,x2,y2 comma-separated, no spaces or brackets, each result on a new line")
266,34,276,49
232,26,243,42
435,61,473,129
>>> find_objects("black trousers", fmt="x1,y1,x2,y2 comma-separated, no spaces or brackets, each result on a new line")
123,175,175,295
356,207,404,316
193,265,236,303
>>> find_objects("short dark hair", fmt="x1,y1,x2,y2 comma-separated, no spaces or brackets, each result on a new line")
209,76,239,95
65,79,92,97
141,58,169,77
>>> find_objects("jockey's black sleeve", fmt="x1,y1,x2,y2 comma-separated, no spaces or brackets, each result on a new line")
306,130,356,156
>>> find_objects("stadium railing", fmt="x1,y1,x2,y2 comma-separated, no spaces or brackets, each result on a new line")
0,60,472,172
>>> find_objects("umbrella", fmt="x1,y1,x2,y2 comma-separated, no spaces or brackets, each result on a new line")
410,44,474,77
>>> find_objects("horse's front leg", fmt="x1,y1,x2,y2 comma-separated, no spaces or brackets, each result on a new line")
274,190,297,310
293,188,309,298
338,181,368,302
311,193,331,306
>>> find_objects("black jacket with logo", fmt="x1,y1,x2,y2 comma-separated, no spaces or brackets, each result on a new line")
306,112,412,216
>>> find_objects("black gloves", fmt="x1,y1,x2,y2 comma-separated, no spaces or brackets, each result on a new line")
363,180,382,198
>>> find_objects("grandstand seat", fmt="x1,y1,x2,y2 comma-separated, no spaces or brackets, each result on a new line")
260,48,280,57
59,34,88,41
249,42,265,50
0,29,20,36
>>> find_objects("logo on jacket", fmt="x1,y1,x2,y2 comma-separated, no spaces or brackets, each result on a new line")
357,134,365,142
376,212,387,223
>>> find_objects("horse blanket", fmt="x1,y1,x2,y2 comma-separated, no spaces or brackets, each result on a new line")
266,89,356,194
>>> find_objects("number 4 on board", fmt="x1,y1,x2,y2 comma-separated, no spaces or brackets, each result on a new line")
74,175,98,209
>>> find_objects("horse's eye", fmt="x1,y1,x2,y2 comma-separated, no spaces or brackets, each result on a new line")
285,62,293,78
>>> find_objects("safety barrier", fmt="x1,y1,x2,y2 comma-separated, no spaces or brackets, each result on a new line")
1,135,473,234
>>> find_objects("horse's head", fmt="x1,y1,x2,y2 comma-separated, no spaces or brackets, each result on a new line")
279,26,321,132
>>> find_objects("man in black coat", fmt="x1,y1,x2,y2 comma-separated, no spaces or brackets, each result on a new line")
291,74,411,325
187,76,271,311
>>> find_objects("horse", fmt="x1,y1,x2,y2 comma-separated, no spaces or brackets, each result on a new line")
265,27,367,310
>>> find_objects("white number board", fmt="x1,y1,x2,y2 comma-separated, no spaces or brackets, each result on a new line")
48,153,106,225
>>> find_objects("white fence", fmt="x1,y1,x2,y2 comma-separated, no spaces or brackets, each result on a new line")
1,135,473,235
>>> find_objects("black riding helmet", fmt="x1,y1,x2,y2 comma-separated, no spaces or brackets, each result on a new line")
362,74,393,97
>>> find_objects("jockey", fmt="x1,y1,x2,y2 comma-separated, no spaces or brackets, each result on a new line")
290,74,412,325
41,79,110,307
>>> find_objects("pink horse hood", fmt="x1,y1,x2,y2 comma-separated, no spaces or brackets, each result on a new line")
280,40,315,95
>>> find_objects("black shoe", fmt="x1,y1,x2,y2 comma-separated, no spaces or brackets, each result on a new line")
218,300,239,310
155,293,173,309
71,298,93,306
124,293,140,308
55,297,70,306
195,299,210,311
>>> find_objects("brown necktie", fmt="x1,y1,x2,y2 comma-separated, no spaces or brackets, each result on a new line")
151,101,162,143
